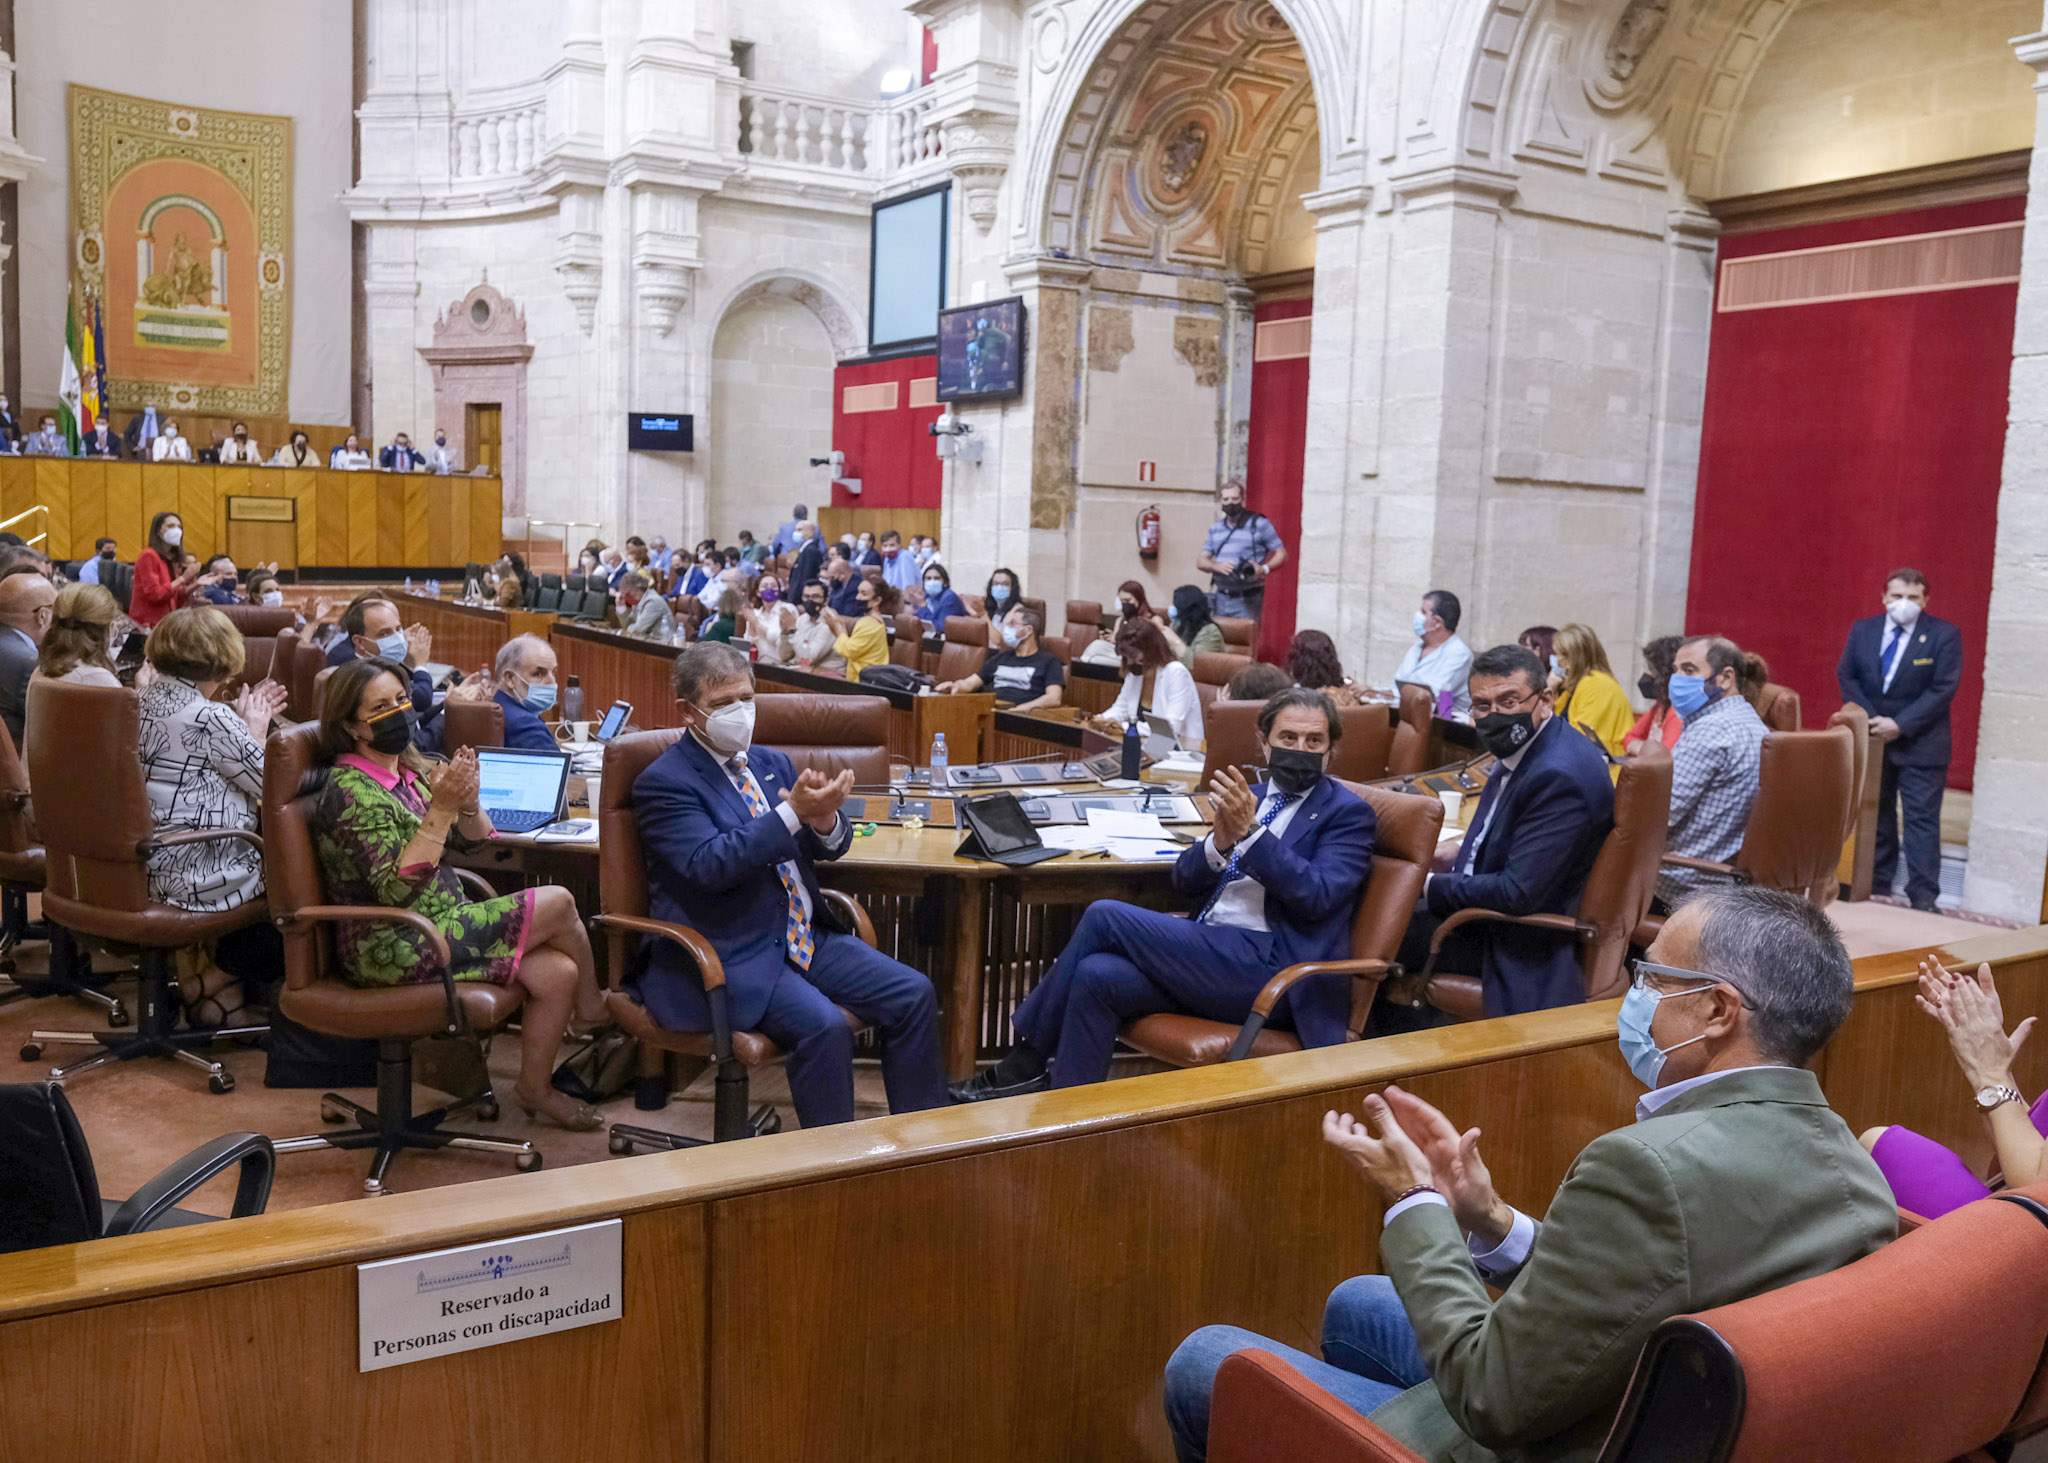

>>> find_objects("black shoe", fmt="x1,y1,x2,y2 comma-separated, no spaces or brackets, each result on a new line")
1911,899,1942,914
948,1067,1050,1103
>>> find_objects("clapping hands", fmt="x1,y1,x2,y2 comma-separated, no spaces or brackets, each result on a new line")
780,766,854,832
1323,1085,1512,1245
1917,957,2035,1092
428,746,481,816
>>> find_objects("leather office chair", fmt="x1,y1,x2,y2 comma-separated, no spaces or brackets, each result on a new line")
288,638,330,722
1020,595,1047,626
534,582,563,613
1196,702,1396,787
1754,681,1802,732
0,718,124,1023
889,612,923,670
936,617,989,685
1411,742,1673,1020
593,728,877,1150
441,697,507,755
1191,651,1253,714
1214,616,1255,652
1660,726,1854,898
1042,633,1072,666
1063,600,1103,651
1817,701,1874,907
1121,782,1443,1067
0,1081,275,1255
1389,683,1434,777
566,573,586,594
1207,1349,1414,1463
218,604,296,639
754,693,890,785
21,683,269,1092
106,560,134,614
260,723,536,1194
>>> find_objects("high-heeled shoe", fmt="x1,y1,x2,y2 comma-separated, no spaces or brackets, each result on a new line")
513,1084,603,1131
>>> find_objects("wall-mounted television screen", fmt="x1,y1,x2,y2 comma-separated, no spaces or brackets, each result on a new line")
935,296,1026,402
627,412,694,451
869,183,949,353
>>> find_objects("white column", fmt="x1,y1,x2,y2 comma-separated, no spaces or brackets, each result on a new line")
1964,30,2048,922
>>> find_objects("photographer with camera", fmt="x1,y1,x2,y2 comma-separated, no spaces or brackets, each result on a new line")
1197,479,1285,621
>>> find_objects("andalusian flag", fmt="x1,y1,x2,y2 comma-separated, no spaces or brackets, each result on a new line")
58,292,84,455
77,292,101,434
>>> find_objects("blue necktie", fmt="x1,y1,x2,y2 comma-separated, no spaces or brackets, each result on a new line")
1881,626,1904,682
1198,792,1296,923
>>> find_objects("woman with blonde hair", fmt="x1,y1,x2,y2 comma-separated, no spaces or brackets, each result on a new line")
1551,621,1633,757
30,581,121,688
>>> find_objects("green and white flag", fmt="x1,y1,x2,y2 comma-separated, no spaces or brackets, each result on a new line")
59,292,84,456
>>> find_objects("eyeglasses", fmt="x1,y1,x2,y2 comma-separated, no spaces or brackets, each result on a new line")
1469,690,1546,717
1629,958,1756,1009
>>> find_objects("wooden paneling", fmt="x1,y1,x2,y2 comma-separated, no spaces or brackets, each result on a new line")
316,470,350,565
104,462,144,558
471,479,502,566
815,506,942,547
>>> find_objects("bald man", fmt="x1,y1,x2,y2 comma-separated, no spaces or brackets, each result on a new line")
491,634,565,751
0,569,57,751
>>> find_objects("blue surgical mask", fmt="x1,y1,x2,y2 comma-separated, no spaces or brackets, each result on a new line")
990,585,1012,607
925,578,944,595
1616,982,1712,1088
1549,655,1563,680
375,630,409,662
1001,624,1021,648
1412,611,1429,638
1667,673,1717,721
522,680,557,714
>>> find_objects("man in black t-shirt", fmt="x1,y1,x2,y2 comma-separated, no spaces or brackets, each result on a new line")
937,606,1066,710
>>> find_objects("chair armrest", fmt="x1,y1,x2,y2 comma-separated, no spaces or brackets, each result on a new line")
145,827,265,856
819,888,877,948
450,867,497,901
281,905,460,1033
595,913,727,992
104,1132,276,1236
1659,853,1742,877
1249,959,1393,1019
1407,908,1590,986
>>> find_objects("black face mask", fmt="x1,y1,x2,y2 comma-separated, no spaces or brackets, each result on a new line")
1222,504,1247,525
1637,672,1659,701
1266,746,1325,796
99,548,115,560
1474,711,1539,761
364,704,415,755
803,601,825,618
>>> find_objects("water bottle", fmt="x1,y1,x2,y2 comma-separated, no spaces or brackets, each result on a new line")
561,674,584,725
404,575,413,594
930,732,948,789
1121,719,1142,781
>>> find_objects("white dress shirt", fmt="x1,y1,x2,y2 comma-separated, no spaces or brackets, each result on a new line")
1106,659,1205,748
1392,633,1475,717
151,434,194,462
1879,618,1913,694
217,437,262,463
1198,786,1307,933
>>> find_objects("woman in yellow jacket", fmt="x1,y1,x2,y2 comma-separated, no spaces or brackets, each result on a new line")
823,577,896,680
1550,621,1634,757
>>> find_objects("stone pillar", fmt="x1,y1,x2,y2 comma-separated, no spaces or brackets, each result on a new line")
1964,30,2048,922
362,225,420,444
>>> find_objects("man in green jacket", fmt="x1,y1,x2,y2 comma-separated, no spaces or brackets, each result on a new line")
1165,885,1897,1462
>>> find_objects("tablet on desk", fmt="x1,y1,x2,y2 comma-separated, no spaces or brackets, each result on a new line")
595,700,632,742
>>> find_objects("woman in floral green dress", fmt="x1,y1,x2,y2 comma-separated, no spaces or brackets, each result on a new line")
313,657,606,1130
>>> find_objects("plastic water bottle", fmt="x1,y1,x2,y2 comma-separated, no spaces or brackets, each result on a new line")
930,732,948,788
561,674,584,725
1121,719,1142,781
404,575,414,594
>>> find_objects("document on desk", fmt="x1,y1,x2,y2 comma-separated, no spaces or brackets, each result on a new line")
1104,838,1182,862
1037,825,1114,853
1084,807,1170,841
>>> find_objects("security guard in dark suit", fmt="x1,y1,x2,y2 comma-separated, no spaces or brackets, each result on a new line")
1836,567,1961,912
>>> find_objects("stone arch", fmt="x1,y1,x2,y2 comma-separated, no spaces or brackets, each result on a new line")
705,268,863,361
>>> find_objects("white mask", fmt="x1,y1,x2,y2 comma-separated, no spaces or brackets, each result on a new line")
261,590,284,607
162,525,183,547
1886,598,1922,629
693,698,756,756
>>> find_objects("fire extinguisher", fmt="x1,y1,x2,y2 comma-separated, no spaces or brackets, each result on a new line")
1136,505,1161,561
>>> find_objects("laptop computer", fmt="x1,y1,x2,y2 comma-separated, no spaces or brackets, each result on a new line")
474,745,572,834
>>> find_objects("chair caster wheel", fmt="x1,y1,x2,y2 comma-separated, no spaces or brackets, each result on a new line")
608,1131,632,1155
477,1099,500,1122
19,1042,40,1061
106,1001,130,1028
320,1103,347,1124
363,1178,386,1196
515,1151,543,1172
209,1073,235,1095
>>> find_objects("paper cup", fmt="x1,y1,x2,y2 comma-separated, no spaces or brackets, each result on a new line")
1437,789,1463,825
572,720,594,742
583,775,602,813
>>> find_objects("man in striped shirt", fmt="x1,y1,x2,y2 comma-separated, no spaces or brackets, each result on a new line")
1656,635,1767,910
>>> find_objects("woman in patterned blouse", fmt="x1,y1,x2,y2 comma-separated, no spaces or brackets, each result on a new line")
136,607,289,1025
313,656,605,1130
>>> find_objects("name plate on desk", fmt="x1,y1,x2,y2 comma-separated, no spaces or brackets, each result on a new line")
356,1219,622,1371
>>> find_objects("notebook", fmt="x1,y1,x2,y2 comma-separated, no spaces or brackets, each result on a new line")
474,746,572,834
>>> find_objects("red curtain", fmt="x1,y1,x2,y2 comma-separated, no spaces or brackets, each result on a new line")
830,355,944,510
1690,195,2022,789
1247,295,1312,663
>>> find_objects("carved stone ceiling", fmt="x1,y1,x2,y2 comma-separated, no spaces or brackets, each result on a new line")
1057,0,1320,278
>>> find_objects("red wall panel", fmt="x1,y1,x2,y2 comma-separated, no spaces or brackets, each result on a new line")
830,354,944,510
1246,295,1312,664
1690,196,2022,790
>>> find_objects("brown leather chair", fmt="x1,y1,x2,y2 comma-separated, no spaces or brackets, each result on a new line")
1121,782,1444,1067
260,723,536,1194
1389,683,1434,777
1191,650,1254,715
1215,616,1255,652
1196,701,1397,787
1020,595,1047,627
1412,741,1673,1020
21,683,268,1093
1063,600,1103,651
1816,702,1873,906
754,694,889,785
0,718,123,1023
1755,681,1802,732
936,616,990,685
890,612,925,670
1041,633,1072,666
218,604,296,639
593,728,877,1150
441,697,507,755
288,638,330,722
1660,726,1855,899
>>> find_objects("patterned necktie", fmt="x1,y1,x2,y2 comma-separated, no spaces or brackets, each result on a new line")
729,756,814,971
1881,625,1904,682
1198,792,1297,923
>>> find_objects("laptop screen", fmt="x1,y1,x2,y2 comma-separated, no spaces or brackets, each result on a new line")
475,747,570,815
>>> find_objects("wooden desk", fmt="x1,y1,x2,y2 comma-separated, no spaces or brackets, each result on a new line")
2,927,2042,1461
384,593,553,676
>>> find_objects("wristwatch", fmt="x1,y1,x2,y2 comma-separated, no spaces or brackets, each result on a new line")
1976,1084,2025,1113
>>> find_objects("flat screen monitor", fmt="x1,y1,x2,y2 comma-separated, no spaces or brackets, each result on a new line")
935,296,1026,401
869,183,949,352
475,746,570,818
628,412,694,452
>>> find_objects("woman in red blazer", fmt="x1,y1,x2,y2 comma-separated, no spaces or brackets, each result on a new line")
130,511,201,627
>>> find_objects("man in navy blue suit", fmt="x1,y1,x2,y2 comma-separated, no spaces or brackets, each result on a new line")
1837,567,1961,912
489,633,567,752
1392,643,1615,1019
630,642,947,1127
951,689,1377,1099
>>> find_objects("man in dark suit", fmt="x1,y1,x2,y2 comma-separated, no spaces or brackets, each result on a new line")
0,568,54,752
489,634,566,752
1837,567,1961,912
630,642,947,1127
790,523,824,595
951,688,1377,1098
1393,643,1615,1019
82,420,122,458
